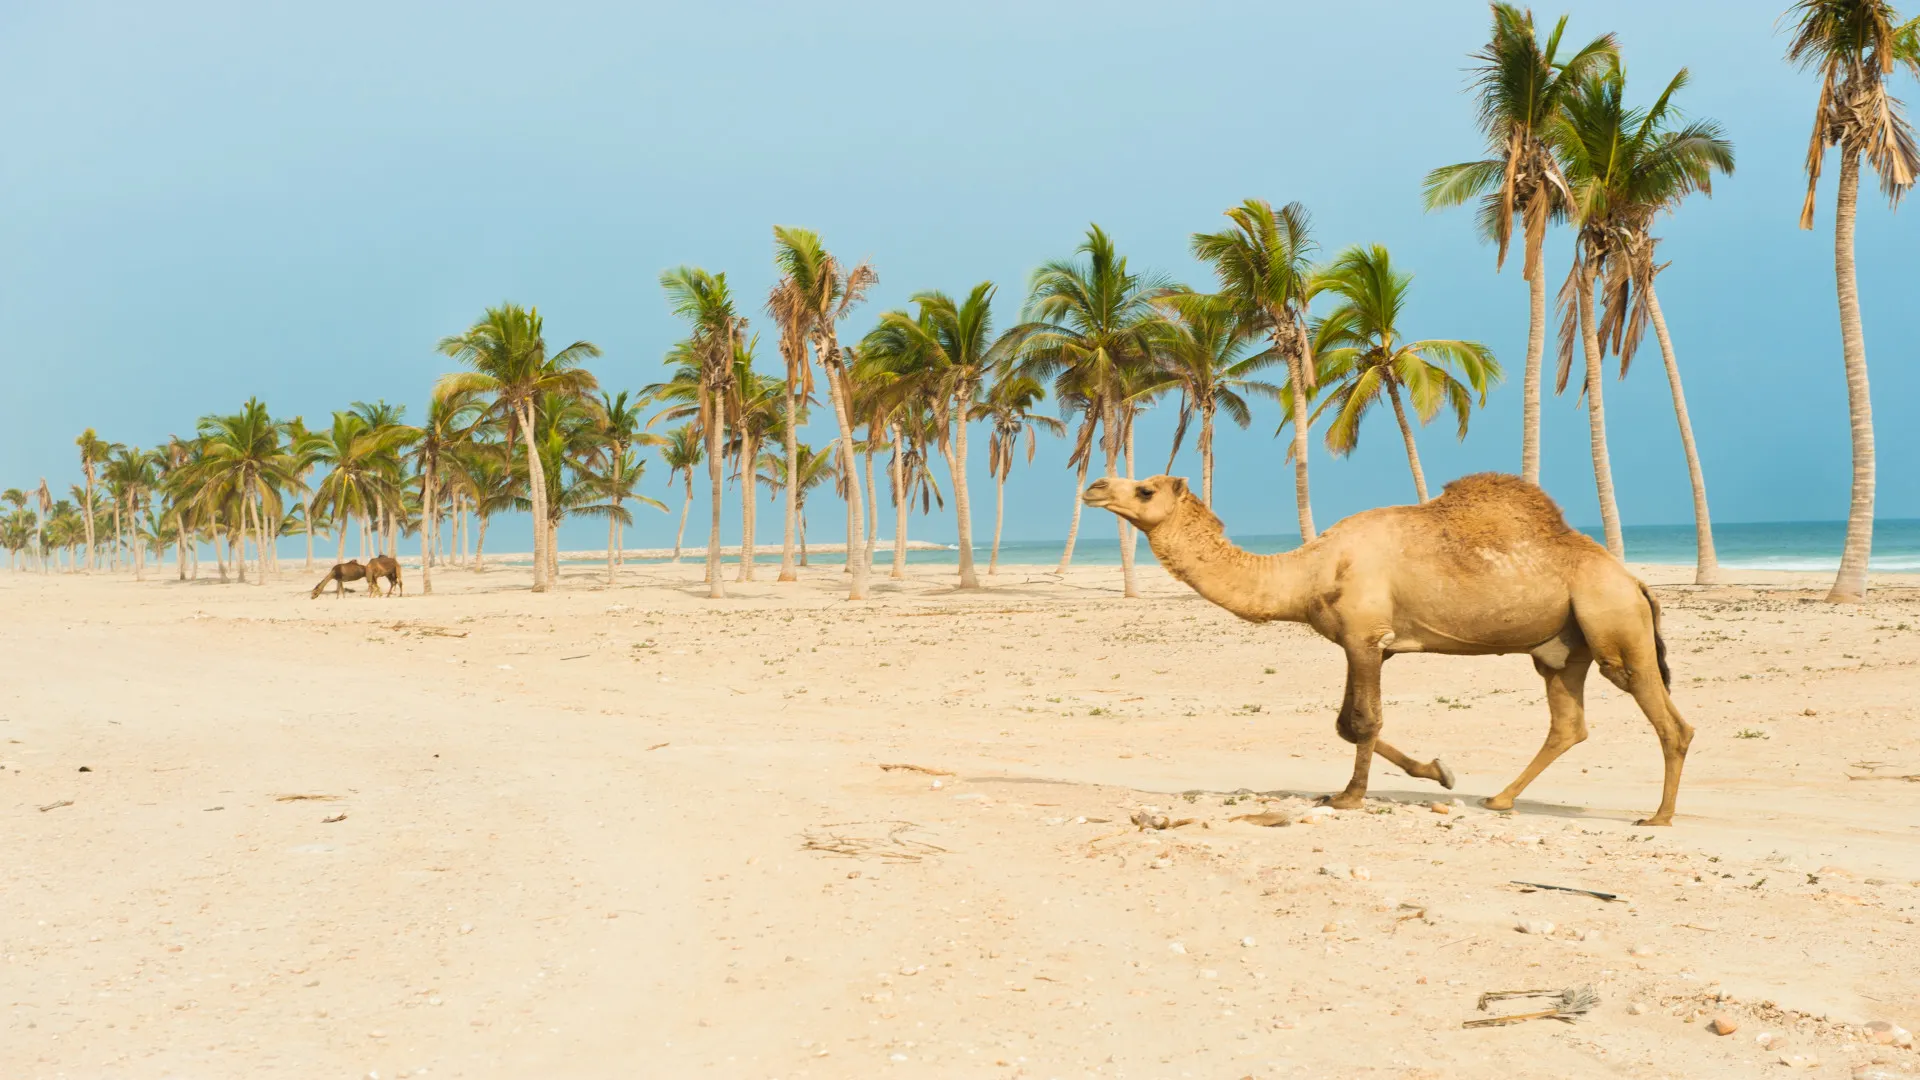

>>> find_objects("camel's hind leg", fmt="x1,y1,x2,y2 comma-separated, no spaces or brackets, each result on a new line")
1586,616,1693,826
1322,645,1386,809
1484,650,1591,811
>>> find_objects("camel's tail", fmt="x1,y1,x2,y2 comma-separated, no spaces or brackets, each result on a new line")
1639,582,1672,689
309,573,332,599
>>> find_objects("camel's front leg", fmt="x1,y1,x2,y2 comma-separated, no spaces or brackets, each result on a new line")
1322,644,1386,809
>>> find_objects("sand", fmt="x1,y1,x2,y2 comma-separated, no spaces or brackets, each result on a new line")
4,555,1919,1079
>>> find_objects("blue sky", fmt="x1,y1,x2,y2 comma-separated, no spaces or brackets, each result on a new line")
2,0,1913,552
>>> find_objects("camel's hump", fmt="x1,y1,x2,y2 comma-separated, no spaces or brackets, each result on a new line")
1430,473,1578,536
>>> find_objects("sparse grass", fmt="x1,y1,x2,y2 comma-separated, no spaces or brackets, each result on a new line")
1734,728,1769,740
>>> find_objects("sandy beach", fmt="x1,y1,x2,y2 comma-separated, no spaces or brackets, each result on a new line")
4,560,1919,1079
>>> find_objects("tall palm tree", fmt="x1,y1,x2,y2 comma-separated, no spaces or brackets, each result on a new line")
1309,245,1503,503
770,227,878,600
412,388,483,594
465,450,517,571
1189,200,1322,538
723,340,783,582
659,423,703,563
74,430,119,571
974,370,1064,575
1786,0,1919,602
660,268,744,598
756,442,841,567
862,282,1022,589
1423,5,1616,485
1150,293,1284,507
1021,225,1170,598
436,304,600,593
1571,67,1736,583
309,411,409,567
104,447,160,581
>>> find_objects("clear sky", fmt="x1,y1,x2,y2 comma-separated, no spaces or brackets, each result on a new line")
2,0,1913,552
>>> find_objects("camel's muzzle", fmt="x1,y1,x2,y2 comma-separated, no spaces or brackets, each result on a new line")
1081,478,1116,508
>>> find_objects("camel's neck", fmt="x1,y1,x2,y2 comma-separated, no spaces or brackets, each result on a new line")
1143,505,1314,624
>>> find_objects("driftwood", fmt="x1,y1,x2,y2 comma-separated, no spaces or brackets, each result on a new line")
878,763,954,776
1511,880,1622,902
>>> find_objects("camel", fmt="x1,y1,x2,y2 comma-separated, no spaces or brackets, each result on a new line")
310,560,367,599
1083,472,1693,826
364,555,403,597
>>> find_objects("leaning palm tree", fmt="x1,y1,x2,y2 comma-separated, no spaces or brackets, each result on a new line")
1786,0,1919,602
1149,293,1284,507
770,227,878,599
412,388,483,594
436,304,600,593
659,423,703,564
193,400,299,585
1570,67,1736,583
1189,200,1322,538
1309,245,1503,503
74,430,120,571
591,389,665,580
1423,5,1616,485
974,370,1064,574
659,268,745,598
1021,225,1171,598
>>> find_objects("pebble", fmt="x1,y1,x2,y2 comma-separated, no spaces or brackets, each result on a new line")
1318,864,1350,879
1240,936,1257,948
1629,944,1657,957
1627,1002,1649,1015
1708,1015,1739,1036
1866,1021,1913,1047
1429,802,1450,814
1516,920,1555,936
1168,942,1187,955
458,923,474,935
890,1052,909,1062
1349,866,1371,881
1777,1053,1820,1069
1854,1068,1903,1080
1150,857,1172,870
930,780,943,790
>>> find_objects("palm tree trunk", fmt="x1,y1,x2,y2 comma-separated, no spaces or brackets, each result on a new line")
799,506,809,566
989,475,1006,576
673,478,691,563
1642,281,1719,585
1281,332,1316,541
337,509,349,567
1105,402,1139,599
1385,383,1430,503
951,394,980,589
863,445,879,569
112,501,124,571
890,423,907,579
702,388,726,599
475,516,489,571
423,458,436,595
778,381,800,583
1828,152,1875,603
738,433,758,582
517,403,552,593
1521,238,1547,485
176,513,188,581
1200,405,1216,507
1576,258,1626,560
303,495,314,570
82,475,96,571
1057,456,1090,574
820,348,869,600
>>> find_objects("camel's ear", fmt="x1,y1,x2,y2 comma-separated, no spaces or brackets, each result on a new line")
1169,477,1190,499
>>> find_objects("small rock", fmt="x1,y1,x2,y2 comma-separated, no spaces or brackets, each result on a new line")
1867,1021,1899,1044
1709,1015,1739,1036
1516,920,1555,936
1240,936,1256,948
1629,944,1657,957
930,780,943,790
369,1029,389,1039
458,923,474,935
1149,857,1172,870
1200,969,1219,979
1168,942,1187,955
1318,864,1350,879
1627,1002,1649,1015
1577,928,1602,942
1429,802,1450,814
890,1052,909,1062
1777,1053,1819,1069
1854,1068,1903,1080
427,997,442,1006
1349,866,1371,881
1321,922,1340,934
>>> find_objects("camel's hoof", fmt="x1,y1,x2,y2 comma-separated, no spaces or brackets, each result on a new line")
1431,759,1456,790
1633,816,1673,827
1316,794,1364,811
1479,796,1514,812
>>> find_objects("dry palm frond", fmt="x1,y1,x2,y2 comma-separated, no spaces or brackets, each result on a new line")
801,821,948,862
1464,984,1599,1027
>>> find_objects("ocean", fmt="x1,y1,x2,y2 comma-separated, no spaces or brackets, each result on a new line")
564,519,1920,572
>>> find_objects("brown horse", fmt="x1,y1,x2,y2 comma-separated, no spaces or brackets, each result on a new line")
310,560,367,599
365,555,403,597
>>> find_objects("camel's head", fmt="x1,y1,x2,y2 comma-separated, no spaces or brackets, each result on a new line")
1082,475,1191,530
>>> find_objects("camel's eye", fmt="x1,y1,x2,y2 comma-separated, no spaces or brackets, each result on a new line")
1136,486,1152,499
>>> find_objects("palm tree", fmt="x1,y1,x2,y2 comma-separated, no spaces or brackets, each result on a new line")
309,411,409,567
1566,68,1736,584
1423,5,1616,485
770,227,878,600
862,282,1023,589
104,447,160,581
193,400,299,585
74,430,120,571
1150,293,1284,507
724,340,783,582
659,423,703,564
411,388,483,594
436,304,599,593
1189,200,1322,538
591,390,664,582
1021,225,1170,598
1309,245,1503,503
974,370,1064,575
757,442,841,567
659,268,744,599
465,450,517,571
1786,0,1919,602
